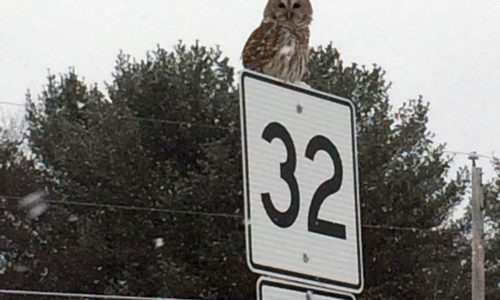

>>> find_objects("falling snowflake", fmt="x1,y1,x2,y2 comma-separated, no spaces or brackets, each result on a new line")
117,280,127,286
13,264,29,273
0,253,7,274
27,202,49,220
153,238,165,249
67,214,79,223
18,191,45,208
19,191,49,220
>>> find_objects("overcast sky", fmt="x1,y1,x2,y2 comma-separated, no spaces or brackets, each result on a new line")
1,0,499,179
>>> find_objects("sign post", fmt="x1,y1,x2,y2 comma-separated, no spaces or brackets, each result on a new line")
239,70,363,294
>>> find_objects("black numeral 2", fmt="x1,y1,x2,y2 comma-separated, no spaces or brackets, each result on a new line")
305,136,346,239
261,122,346,240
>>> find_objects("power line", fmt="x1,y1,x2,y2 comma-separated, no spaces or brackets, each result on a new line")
0,102,496,159
0,101,25,107
361,224,459,233
1,194,462,233
0,101,236,131
444,150,497,161
85,111,235,131
0,289,188,300
1,195,241,219
2,103,498,158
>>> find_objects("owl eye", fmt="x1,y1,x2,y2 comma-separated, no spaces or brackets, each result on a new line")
293,3,301,9
278,2,286,8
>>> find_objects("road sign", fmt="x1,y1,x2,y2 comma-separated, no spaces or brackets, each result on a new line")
240,70,363,293
257,277,356,300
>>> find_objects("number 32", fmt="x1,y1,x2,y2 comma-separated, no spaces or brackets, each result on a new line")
261,122,346,240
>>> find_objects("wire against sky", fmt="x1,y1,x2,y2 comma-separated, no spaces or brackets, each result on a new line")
1,101,498,161
0,101,236,131
444,150,498,161
0,101,26,107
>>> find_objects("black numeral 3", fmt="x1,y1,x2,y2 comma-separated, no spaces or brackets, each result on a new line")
261,122,300,228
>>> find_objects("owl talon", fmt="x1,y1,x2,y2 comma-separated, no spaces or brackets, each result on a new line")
295,81,311,88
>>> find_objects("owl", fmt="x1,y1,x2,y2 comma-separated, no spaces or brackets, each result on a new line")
242,0,313,83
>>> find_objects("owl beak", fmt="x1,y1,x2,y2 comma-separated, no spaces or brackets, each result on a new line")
286,11,293,20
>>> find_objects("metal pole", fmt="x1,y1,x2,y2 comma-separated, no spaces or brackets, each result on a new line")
469,152,485,300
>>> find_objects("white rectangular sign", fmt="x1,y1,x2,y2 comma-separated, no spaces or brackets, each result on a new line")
240,70,363,293
258,277,356,300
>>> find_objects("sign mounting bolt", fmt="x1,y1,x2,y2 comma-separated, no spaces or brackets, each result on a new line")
306,290,314,300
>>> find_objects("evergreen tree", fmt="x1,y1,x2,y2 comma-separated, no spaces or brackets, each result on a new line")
306,44,470,299
24,42,245,298
13,41,484,299
0,127,47,292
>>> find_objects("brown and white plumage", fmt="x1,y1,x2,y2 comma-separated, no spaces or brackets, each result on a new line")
242,0,313,83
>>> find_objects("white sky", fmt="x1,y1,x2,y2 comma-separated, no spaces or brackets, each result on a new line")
1,0,499,180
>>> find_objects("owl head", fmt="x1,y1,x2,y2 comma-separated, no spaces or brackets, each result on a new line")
264,0,313,27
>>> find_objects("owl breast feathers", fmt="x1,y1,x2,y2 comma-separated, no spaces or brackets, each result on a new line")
242,0,312,83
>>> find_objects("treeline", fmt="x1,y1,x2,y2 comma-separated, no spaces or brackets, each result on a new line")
0,42,498,299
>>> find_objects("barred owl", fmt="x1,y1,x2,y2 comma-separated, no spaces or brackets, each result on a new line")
242,0,313,83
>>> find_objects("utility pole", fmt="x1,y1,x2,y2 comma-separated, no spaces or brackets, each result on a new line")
469,152,485,300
